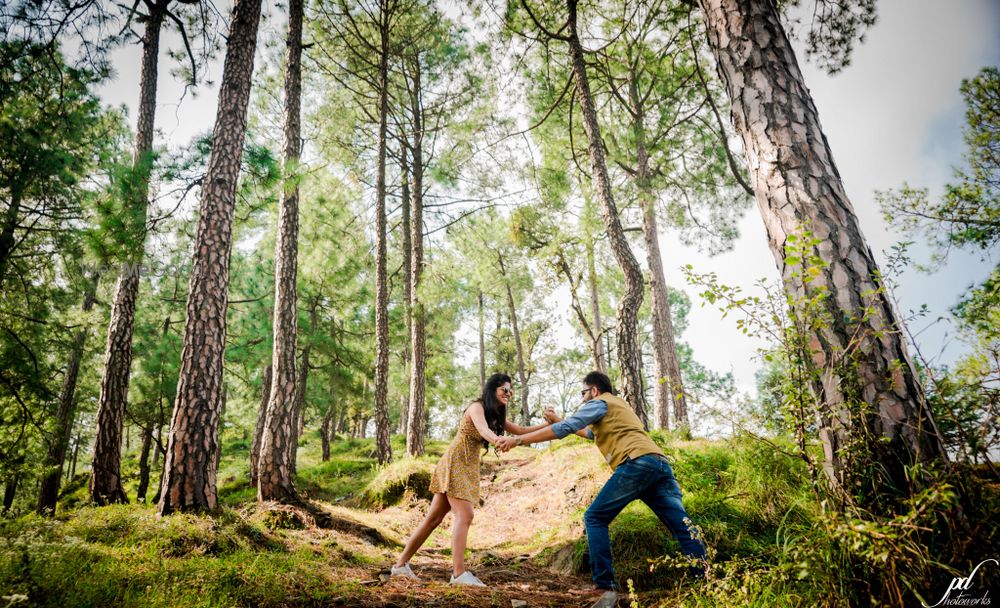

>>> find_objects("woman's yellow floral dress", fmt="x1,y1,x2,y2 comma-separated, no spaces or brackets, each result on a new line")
428,406,485,504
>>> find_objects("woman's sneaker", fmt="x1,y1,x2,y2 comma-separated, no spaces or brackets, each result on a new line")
390,563,419,580
449,571,486,587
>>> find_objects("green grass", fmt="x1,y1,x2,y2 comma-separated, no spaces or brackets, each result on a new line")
3,427,988,608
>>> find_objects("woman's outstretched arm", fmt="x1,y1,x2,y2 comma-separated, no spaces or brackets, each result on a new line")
503,419,549,435
466,401,503,445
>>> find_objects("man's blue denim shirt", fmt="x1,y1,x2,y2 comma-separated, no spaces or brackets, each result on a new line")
551,398,606,440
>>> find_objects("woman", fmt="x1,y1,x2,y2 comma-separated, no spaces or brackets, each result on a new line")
390,373,549,586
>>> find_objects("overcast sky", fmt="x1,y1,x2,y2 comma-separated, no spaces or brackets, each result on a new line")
95,0,1000,405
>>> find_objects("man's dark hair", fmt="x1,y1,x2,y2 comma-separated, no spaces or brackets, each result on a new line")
583,371,614,395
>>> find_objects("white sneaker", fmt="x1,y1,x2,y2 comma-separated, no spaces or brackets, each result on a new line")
449,571,486,586
390,563,419,580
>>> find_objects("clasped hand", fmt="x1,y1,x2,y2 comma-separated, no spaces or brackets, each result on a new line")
494,436,517,452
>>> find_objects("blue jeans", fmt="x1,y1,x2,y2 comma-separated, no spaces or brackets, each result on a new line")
583,454,707,590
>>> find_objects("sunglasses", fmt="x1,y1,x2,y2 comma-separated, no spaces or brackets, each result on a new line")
581,387,594,399
499,386,513,395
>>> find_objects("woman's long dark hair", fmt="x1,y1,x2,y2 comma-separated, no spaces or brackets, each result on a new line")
478,373,511,450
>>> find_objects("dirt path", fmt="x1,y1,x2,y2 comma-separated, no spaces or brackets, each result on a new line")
357,549,615,608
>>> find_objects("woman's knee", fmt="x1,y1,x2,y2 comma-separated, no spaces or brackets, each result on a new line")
452,507,473,526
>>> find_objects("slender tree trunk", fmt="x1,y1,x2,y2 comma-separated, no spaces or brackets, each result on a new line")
151,422,162,467
258,0,303,503
400,139,412,437
626,69,687,432
334,405,347,441
38,275,98,514
371,2,393,466
697,0,949,507
565,0,647,424
585,233,606,372
2,474,18,515
320,404,334,462
69,433,81,479
498,255,530,425
158,0,262,515
478,290,486,385
250,364,272,487
90,5,167,506
406,55,427,458
136,425,152,502
0,187,24,290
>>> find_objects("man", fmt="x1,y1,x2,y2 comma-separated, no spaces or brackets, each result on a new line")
497,371,707,602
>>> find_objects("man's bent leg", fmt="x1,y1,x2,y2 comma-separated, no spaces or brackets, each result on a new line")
584,461,650,590
640,461,707,575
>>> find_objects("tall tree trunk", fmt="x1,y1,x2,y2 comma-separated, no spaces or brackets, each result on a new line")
584,227,606,372
157,0,262,515
406,54,427,458
320,404,334,462
250,364,272,487
136,425,153,502
90,4,167,506
565,0,647,424
334,405,347,441
478,290,486,385
2,474,18,515
38,275,98,514
70,433,81,480
371,1,393,466
697,0,949,507
498,255,530,425
0,187,24,290
258,0,303,503
400,139,412,437
626,68,687,432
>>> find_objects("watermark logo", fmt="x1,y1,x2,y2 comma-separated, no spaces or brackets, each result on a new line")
924,559,997,607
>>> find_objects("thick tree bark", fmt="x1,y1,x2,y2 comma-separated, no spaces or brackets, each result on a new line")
158,0,262,515
625,69,687,432
250,364,272,487
565,0,647,424
406,55,427,458
90,5,167,506
399,139,412,437
498,255,530,425
214,385,227,472
258,0,303,503
290,333,311,476
136,425,153,502
38,275,98,514
697,0,949,506
372,2,393,466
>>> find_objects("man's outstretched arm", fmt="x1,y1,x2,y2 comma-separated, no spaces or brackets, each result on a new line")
503,399,607,448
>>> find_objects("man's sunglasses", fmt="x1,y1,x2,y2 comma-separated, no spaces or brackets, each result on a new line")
581,387,594,399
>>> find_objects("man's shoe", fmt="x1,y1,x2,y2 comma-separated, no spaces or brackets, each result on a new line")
389,563,419,580
590,590,618,608
449,571,487,586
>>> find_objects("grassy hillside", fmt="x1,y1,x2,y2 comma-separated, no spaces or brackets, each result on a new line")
1,431,995,607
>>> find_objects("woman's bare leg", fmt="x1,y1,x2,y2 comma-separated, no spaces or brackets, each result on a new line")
395,493,451,567
446,496,475,577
